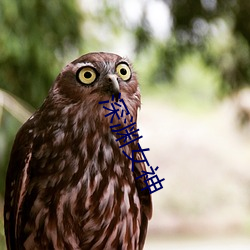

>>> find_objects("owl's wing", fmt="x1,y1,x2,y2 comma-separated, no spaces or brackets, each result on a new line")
134,155,153,250
4,121,34,249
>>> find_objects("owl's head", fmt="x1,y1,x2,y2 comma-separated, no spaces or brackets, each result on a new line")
51,52,141,108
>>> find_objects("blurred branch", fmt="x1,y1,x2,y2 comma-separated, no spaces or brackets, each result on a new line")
0,89,33,124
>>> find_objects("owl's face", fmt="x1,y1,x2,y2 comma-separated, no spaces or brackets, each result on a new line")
52,52,140,106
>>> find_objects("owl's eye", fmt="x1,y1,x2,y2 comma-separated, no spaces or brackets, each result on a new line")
77,67,97,85
116,63,131,81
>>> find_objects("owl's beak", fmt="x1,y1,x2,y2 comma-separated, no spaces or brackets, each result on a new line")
107,74,120,101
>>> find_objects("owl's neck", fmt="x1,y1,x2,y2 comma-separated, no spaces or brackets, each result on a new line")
36,99,137,176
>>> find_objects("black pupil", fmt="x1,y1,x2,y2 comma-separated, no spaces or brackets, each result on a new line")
120,68,127,75
84,71,92,79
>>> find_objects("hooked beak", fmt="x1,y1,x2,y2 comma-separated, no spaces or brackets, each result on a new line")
107,74,120,101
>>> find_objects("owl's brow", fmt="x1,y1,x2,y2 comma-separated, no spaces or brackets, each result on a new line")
76,62,95,68
71,62,95,73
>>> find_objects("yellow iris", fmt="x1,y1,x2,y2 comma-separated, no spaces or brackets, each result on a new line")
116,63,131,81
77,67,97,84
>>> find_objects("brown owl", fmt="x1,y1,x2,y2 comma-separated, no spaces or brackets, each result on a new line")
4,52,152,249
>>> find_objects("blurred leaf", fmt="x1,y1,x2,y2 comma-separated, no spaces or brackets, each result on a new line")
0,90,33,197
0,89,33,124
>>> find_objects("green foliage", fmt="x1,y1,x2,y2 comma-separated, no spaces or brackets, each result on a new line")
134,0,250,96
0,0,82,108
171,53,221,110
207,21,250,95
170,0,250,93
136,46,220,112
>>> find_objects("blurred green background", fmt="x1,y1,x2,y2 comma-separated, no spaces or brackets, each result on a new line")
1,0,250,249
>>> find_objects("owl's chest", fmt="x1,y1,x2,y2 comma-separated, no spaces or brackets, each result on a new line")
26,129,141,248
76,173,141,249
75,141,142,248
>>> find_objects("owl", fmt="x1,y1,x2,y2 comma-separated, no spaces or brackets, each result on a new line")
4,52,152,249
